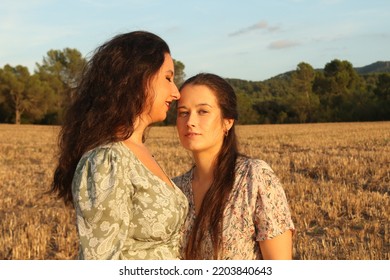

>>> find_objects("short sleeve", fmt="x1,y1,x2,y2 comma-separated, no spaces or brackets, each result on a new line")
72,147,132,259
251,160,294,241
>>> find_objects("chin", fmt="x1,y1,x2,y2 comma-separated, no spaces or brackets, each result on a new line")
182,143,198,152
154,115,167,123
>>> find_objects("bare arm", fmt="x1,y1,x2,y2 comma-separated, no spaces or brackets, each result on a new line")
259,230,293,260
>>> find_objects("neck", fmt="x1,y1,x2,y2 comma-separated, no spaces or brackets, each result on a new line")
126,117,149,145
192,151,218,184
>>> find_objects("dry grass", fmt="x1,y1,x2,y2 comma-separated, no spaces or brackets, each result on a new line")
0,122,389,259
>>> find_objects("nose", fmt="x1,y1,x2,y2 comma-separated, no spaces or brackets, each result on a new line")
186,112,196,127
172,83,180,100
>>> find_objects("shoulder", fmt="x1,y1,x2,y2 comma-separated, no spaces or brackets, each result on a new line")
81,142,130,163
83,142,125,160
236,156,274,175
72,143,133,217
235,156,282,193
75,142,129,174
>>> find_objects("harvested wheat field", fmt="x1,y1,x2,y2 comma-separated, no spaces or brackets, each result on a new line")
0,122,389,259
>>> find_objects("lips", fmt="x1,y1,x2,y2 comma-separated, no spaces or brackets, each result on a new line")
185,132,200,137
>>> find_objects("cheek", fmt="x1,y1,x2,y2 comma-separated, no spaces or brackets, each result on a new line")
204,117,223,132
204,120,224,141
176,121,186,137
210,129,224,142
176,118,184,129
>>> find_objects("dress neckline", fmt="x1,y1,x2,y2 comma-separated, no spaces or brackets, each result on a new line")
118,141,178,191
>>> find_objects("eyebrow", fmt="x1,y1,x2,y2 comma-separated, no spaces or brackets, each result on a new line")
177,103,213,109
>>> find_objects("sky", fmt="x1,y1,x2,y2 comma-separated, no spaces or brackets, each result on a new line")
1,0,389,81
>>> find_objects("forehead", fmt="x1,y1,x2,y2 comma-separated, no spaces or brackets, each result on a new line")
161,53,174,71
178,84,218,105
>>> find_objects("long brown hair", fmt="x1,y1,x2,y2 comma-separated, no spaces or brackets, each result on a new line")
51,31,170,205
179,73,241,259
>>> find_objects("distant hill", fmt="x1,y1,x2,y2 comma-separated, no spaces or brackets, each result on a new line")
354,61,390,75
267,61,390,81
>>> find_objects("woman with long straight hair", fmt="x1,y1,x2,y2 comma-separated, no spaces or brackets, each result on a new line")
173,73,294,259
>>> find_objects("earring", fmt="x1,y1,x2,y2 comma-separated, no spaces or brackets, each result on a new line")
224,130,229,137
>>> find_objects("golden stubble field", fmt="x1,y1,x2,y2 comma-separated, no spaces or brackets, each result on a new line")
0,122,389,260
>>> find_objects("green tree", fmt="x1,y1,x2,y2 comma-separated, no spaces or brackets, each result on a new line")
0,94,13,123
290,62,319,122
236,91,259,124
0,65,52,124
35,48,86,123
253,100,288,124
314,59,363,121
23,74,55,123
173,59,186,88
374,73,390,120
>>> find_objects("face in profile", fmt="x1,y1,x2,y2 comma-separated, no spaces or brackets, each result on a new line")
144,53,179,124
176,84,232,155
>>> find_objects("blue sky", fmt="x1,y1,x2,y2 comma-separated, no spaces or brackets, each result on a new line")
1,0,389,81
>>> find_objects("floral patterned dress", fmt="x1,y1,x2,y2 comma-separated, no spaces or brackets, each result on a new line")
72,142,188,259
172,156,294,259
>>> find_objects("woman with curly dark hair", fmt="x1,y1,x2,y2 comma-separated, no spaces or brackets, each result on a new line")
51,31,188,259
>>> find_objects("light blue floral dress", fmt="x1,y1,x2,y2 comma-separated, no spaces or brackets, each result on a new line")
72,142,188,259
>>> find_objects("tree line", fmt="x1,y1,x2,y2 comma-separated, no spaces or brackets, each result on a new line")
0,48,389,125
227,61,389,124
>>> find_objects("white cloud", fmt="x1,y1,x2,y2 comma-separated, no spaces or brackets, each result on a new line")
229,21,279,37
268,40,299,50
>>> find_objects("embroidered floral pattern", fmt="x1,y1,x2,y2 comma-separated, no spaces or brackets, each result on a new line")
72,142,188,259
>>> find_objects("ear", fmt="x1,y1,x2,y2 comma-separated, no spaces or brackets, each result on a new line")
224,118,234,132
